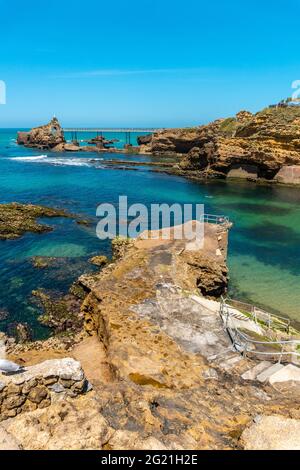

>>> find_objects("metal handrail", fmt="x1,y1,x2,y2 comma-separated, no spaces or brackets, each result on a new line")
200,214,230,225
219,298,300,363
224,296,291,332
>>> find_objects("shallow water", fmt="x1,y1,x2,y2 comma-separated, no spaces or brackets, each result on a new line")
0,129,299,338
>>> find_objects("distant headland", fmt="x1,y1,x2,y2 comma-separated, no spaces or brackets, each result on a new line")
17,104,300,186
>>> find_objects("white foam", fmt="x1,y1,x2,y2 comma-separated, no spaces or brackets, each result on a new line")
11,154,48,161
9,154,106,168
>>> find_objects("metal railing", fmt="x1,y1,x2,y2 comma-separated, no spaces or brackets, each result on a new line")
220,298,300,363
224,297,291,332
200,214,230,226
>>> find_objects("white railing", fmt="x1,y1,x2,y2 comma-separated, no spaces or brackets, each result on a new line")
223,297,291,332
220,298,300,364
200,214,230,225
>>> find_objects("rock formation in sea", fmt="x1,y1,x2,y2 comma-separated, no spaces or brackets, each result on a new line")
17,117,65,149
0,203,71,239
139,106,300,185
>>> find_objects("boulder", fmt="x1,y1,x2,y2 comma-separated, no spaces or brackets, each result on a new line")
240,415,300,450
137,134,152,145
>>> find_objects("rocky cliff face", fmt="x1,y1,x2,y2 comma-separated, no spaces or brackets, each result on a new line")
17,117,65,149
141,107,300,184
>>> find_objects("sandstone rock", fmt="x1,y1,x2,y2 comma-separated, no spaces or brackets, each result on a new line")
17,117,65,149
1,396,113,450
64,143,80,152
89,255,109,267
27,385,49,404
240,415,300,450
7,322,31,343
143,107,300,183
0,427,20,450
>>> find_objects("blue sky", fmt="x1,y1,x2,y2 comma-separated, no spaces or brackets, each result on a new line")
0,0,300,127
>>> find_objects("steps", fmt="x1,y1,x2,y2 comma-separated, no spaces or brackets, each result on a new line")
268,364,300,385
242,361,300,385
241,361,272,380
256,363,285,383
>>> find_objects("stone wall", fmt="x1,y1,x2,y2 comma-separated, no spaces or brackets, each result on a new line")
0,358,88,421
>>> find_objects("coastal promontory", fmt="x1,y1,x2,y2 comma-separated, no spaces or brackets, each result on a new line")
140,106,300,185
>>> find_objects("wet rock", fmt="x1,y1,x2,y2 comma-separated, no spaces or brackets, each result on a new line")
7,323,32,344
32,289,84,335
89,255,108,267
31,256,53,269
0,309,9,321
0,202,70,240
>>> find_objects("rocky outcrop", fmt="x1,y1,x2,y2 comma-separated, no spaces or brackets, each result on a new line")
0,203,70,240
17,117,65,149
32,289,85,335
140,107,300,184
137,134,152,145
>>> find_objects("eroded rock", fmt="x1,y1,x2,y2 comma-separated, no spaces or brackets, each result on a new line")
17,117,65,149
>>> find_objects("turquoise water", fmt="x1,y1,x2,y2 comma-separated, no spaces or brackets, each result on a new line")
0,129,300,339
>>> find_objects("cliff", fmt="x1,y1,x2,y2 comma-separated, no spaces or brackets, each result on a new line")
17,117,65,149
140,107,300,184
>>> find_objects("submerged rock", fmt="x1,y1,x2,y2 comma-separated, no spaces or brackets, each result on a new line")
7,322,32,344
31,256,56,269
32,289,84,335
0,202,70,240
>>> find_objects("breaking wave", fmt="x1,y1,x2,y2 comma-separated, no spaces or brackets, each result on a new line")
9,155,104,167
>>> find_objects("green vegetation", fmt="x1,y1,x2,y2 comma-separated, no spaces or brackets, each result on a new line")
219,117,238,136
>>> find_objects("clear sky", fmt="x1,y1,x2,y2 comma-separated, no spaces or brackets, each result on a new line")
0,0,300,127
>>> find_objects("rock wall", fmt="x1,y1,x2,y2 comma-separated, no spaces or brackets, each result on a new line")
140,107,300,184
0,358,88,421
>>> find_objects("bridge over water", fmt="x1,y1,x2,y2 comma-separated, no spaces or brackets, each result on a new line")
63,128,162,145
63,128,161,133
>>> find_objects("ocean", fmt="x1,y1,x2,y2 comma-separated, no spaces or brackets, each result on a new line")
0,128,300,339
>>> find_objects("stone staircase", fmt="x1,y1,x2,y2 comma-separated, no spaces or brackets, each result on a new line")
191,294,300,388
241,360,300,385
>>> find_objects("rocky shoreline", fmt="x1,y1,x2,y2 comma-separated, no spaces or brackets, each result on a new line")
17,106,300,186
